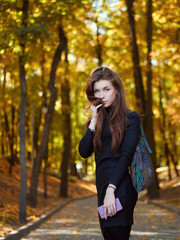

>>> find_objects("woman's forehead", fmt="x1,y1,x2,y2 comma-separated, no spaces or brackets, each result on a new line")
93,79,113,89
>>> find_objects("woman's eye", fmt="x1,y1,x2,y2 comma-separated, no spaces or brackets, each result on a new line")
105,88,110,91
94,90,99,94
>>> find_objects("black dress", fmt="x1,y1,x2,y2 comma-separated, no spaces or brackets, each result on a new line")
78,110,140,234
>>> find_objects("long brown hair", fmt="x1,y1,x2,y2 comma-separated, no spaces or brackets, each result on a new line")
85,66,128,155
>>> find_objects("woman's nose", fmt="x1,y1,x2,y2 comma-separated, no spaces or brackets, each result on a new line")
99,91,104,99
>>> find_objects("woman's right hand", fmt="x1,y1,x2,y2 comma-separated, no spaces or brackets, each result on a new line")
88,104,103,131
90,103,103,119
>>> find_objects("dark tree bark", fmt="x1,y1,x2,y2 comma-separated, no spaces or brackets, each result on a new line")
19,0,28,223
169,147,179,177
29,25,67,207
126,0,159,198
60,38,72,198
43,144,48,198
1,70,5,155
2,69,15,173
1,114,5,155
146,0,159,198
11,104,15,161
70,87,79,177
70,159,78,177
30,104,34,166
33,107,42,158
162,80,179,177
84,159,88,176
158,79,171,179
125,0,146,113
4,108,14,174
159,79,179,178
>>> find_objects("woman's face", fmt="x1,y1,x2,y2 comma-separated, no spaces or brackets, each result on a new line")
93,80,117,108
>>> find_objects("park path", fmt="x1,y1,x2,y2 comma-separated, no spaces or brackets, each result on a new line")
22,196,180,240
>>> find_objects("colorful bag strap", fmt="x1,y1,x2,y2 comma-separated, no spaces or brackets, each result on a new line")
140,120,152,154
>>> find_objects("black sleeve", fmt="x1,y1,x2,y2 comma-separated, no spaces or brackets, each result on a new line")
78,128,94,158
109,111,140,187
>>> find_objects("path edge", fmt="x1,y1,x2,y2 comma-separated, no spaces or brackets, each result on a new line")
138,190,180,216
146,199,180,216
1,194,96,240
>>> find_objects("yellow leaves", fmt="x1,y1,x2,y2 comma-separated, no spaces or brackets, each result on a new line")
153,12,167,23
152,225,159,230
72,230,79,235
13,45,22,54
142,237,148,240
27,214,40,222
82,0,89,4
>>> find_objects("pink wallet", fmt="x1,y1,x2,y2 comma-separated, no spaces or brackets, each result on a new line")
98,198,123,219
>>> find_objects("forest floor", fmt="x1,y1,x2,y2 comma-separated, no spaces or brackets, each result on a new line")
0,156,179,238
0,157,97,237
142,166,180,210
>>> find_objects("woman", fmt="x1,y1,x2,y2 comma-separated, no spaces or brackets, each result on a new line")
78,66,140,240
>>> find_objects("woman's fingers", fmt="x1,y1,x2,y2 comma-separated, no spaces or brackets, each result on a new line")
90,104,103,112
90,104,103,118
104,206,107,220
96,103,103,109
104,204,116,219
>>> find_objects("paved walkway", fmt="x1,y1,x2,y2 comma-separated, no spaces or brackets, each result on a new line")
22,196,180,240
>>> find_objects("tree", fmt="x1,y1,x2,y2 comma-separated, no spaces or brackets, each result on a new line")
125,0,146,113
125,0,159,198
146,0,159,198
19,0,29,223
29,24,67,207
60,39,72,197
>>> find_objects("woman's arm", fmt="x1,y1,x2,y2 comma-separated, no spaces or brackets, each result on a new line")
78,127,94,158
109,111,140,187
78,103,103,158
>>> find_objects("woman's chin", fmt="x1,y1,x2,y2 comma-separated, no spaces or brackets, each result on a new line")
104,104,110,108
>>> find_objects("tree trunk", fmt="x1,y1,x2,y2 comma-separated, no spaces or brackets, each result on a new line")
146,0,159,198
19,0,28,223
158,79,172,180
60,36,72,198
11,104,15,160
29,25,67,207
33,107,42,158
31,104,34,166
162,79,179,177
70,161,78,177
2,68,15,172
32,49,46,159
19,54,27,223
43,144,48,198
169,147,179,177
4,108,14,173
84,159,88,176
1,114,5,155
125,0,146,113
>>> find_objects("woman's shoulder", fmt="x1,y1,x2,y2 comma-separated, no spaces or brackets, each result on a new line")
127,110,140,124
127,109,140,119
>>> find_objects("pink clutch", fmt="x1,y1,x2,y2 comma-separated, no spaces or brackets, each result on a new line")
98,198,123,219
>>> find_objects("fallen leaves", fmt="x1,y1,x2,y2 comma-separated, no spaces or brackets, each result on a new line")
0,157,96,237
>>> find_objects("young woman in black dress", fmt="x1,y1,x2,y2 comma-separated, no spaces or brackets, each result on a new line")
78,66,140,240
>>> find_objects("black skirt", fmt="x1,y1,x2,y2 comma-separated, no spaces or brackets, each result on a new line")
96,162,138,234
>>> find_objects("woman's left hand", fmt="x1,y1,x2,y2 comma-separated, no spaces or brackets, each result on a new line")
103,187,116,220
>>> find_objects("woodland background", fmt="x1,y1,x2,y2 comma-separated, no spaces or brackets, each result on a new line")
0,0,179,224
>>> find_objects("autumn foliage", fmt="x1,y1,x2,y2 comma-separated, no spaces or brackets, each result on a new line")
0,0,179,232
